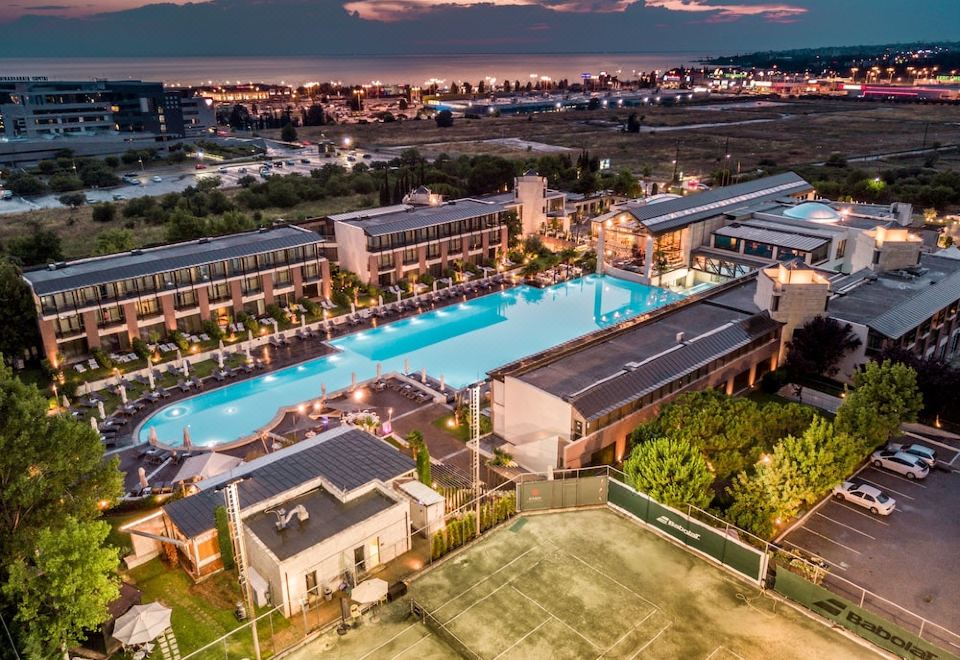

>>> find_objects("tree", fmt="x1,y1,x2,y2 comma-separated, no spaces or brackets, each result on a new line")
503,210,522,247
280,123,298,142
416,442,432,486
880,346,960,421
6,224,63,267
0,260,39,360
623,437,713,508
612,169,640,197
835,360,923,448
3,517,119,658
626,112,642,133
4,172,47,196
91,202,116,223
165,209,209,242
435,110,454,128
47,173,84,193
785,315,862,378
95,228,135,255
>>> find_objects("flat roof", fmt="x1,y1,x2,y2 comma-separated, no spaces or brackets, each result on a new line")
245,488,395,562
164,427,413,538
714,224,829,252
340,199,503,237
828,255,960,339
614,172,812,234
327,204,412,222
23,225,322,296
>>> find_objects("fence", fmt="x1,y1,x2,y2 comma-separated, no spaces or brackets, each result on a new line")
410,599,482,660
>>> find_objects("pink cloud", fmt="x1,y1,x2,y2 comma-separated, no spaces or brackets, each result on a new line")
645,0,807,22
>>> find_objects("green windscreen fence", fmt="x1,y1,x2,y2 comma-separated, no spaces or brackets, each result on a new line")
774,565,958,660
518,475,608,511
606,479,763,583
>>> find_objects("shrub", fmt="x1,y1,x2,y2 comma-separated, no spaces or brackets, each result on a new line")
91,347,113,369
91,203,116,223
202,319,224,341
131,337,151,361
214,506,235,569
171,331,189,352
58,192,86,207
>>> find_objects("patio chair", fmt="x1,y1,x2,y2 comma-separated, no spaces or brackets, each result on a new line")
74,363,87,374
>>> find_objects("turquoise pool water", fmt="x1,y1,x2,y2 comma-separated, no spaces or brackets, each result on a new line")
139,275,682,446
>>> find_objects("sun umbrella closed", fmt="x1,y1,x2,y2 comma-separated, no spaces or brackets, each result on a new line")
183,427,193,450
137,467,149,490
112,602,172,646
148,427,159,446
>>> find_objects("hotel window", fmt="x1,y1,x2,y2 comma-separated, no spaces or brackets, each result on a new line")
469,235,483,250
450,238,462,253
55,315,83,335
403,248,418,265
137,299,161,317
743,241,774,259
97,306,125,327
835,239,847,259
379,253,394,269
175,290,198,310
275,269,292,286
243,276,262,295
810,243,830,264
426,243,440,259
209,282,231,302
713,235,740,252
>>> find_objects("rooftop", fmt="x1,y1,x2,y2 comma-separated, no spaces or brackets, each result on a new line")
714,224,829,252
164,427,414,538
339,198,504,237
828,254,960,339
608,172,812,234
23,225,322,296
245,487,396,562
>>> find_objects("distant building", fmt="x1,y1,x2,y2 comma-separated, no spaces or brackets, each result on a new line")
22,225,331,364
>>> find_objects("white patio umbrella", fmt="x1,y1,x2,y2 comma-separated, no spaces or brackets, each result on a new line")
183,427,193,450
245,344,252,361
62,395,70,409
247,329,254,343
148,427,159,446
376,362,382,380
351,578,388,605
137,467,149,490
395,289,402,303
217,352,225,370
218,339,225,352
90,416,99,431
176,348,182,364
182,361,189,378
112,602,172,646
119,384,127,404
403,358,410,374
301,314,306,329
439,375,445,392
97,400,106,419
320,383,327,397
147,369,155,390
350,372,357,390
432,280,438,293
378,295,384,307
272,319,279,334
350,302,356,314
421,368,427,383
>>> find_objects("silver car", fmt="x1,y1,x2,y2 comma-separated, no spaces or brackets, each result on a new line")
832,481,896,515
870,449,929,480
887,442,936,467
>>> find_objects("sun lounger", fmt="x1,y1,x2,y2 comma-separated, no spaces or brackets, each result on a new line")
74,363,87,373
88,358,99,369
199,333,210,342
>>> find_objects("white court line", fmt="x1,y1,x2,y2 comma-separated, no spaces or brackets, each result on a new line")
628,623,671,659
443,573,525,625
793,527,862,555
705,647,723,660
390,632,433,660
562,551,660,610
357,623,421,660
429,546,538,615
814,512,877,539
826,501,890,525
780,540,847,571
599,610,656,658
492,618,551,660
857,474,920,499
511,585,602,649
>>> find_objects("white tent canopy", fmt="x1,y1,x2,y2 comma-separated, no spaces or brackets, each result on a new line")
112,602,172,646
173,452,242,484
351,578,388,605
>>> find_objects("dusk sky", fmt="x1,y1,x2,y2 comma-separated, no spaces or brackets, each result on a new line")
0,0,958,57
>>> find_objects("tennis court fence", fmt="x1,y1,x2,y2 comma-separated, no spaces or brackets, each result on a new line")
410,599,482,660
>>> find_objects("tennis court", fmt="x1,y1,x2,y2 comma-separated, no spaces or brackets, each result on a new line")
292,508,878,659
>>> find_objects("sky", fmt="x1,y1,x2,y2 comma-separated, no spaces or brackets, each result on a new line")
0,0,958,57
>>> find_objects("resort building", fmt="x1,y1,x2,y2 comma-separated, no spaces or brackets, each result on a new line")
22,225,331,364
124,428,417,616
489,276,783,470
331,193,509,286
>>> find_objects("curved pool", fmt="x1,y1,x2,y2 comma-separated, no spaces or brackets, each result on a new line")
139,275,682,446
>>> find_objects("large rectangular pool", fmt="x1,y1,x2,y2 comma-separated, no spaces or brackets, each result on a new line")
139,275,682,446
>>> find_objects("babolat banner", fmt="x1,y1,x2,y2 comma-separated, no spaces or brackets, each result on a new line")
607,480,763,582
518,476,608,511
774,565,957,660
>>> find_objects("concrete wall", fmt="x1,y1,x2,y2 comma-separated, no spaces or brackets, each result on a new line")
499,376,571,448
333,222,372,283
514,175,548,236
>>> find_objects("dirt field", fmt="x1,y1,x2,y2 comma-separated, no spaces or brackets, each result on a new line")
293,509,876,659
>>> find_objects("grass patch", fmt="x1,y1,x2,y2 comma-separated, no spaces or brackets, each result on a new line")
431,413,491,443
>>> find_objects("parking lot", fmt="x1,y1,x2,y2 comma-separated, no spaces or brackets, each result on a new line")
781,430,960,646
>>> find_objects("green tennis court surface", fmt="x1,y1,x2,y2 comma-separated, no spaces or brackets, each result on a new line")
292,508,877,659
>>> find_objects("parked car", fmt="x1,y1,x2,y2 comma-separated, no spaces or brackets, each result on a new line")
0,189,13,200
195,163,207,170
832,481,896,515
112,193,127,201
870,449,930,480
362,153,372,159
151,175,163,183
887,442,937,467
285,160,296,166
218,167,228,174
238,167,248,174
300,158,311,164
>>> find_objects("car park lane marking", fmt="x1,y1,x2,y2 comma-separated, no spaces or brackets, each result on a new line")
856,474,919,499
793,527,862,555
780,539,848,571
827,501,890,525
814,512,876,539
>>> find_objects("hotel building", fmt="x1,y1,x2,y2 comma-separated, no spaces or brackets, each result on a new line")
22,225,330,363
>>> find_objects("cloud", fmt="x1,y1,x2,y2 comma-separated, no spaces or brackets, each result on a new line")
343,0,637,21
23,4,71,8
645,0,807,22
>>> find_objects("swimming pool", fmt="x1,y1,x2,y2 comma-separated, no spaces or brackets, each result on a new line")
139,275,683,446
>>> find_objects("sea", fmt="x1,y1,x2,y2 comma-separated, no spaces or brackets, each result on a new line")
0,53,715,86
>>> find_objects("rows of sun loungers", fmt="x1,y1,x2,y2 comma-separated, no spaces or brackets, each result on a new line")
384,379,434,403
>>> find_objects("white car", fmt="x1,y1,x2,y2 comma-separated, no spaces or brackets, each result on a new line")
0,189,13,200
832,481,896,515
870,449,930,480
151,175,163,183
887,442,936,467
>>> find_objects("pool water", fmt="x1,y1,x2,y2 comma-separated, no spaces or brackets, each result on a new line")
139,275,682,446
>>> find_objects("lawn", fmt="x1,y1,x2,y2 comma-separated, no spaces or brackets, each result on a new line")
430,411,491,443
125,558,290,657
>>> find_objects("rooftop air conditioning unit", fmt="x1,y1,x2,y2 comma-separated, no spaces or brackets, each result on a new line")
272,505,310,531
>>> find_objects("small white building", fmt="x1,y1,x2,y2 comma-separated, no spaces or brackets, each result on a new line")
396,479,445,537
